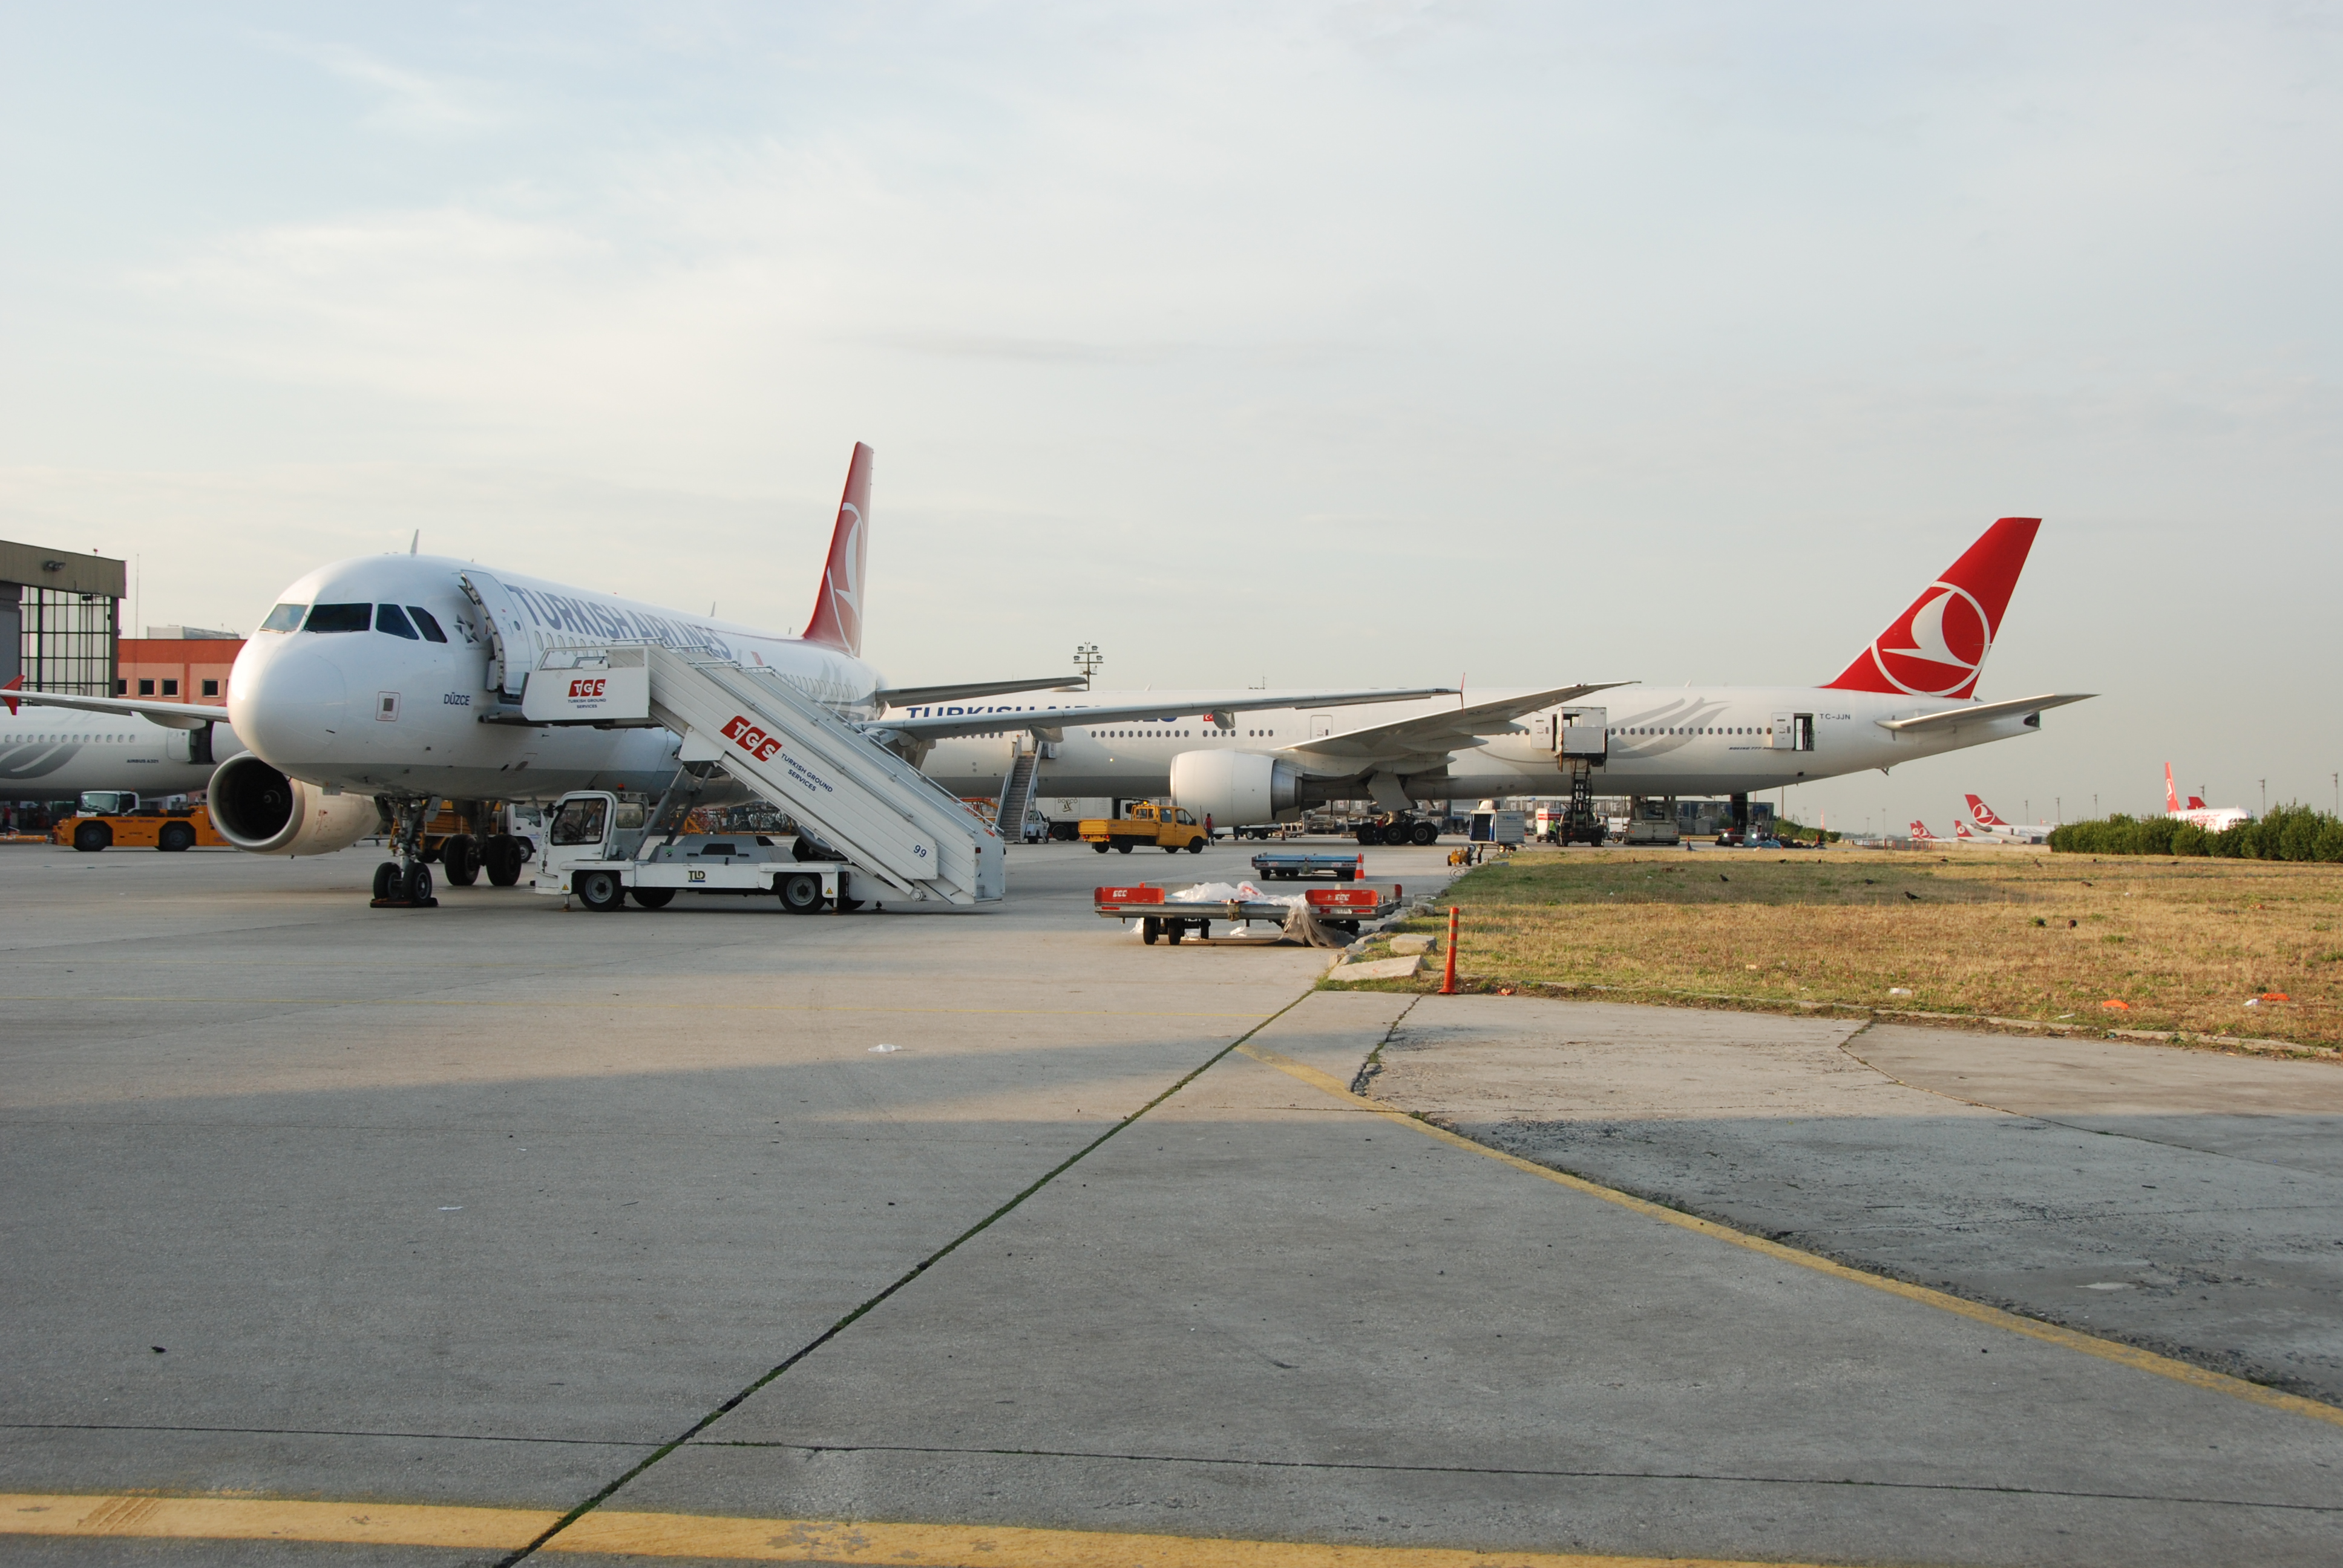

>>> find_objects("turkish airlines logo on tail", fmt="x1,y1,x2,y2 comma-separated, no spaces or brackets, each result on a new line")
1965,794,2007,827
1823,517,2039,699
804,442,874,657
1866,581,1993,697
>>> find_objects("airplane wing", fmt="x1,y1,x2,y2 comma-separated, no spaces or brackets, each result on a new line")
865,687,1458,743
1,684,225,731
1279,684,1630,764
1876,693,2095,734
873,675,1089,708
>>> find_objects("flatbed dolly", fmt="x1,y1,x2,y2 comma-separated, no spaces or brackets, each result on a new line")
1096,882,1401,944
1249,850,1365,881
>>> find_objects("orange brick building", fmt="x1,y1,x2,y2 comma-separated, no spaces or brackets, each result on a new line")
116,630,243,706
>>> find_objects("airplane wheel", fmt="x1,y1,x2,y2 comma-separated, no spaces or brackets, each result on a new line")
157,822,195,852
629,887,675,909
1141,917,1160,944
73,822,111,852
777,872,825,914
373,861,400,900
483,835,524,886
576,869,624,912
1354,825,1380,846
442,834,480,886
407,864,434,904
1411,822,1438,846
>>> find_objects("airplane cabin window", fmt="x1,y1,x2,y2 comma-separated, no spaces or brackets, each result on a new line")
260,603,307,633
376,604,421,639
407,606,448,643
304,603,372,633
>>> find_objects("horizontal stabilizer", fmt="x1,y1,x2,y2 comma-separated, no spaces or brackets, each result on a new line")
1875,693,2093,735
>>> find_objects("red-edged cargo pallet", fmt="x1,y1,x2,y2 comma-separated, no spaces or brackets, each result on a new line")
1096,882,1401,945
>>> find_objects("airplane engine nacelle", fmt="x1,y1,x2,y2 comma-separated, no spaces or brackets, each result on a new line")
1170,749,1300,826
207,754,385,856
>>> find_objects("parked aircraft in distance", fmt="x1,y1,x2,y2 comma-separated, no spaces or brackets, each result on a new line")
0,680,244,802
1909,820,1947,842
1962,794,2050,844
2165,764,2250,832
6,445,1454,900
913,517,2092,837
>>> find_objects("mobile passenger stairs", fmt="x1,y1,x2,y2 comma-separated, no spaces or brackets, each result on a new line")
520,643,1004,913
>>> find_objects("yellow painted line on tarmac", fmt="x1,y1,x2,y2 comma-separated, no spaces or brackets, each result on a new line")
1233,1041,2343,1432
1,1493,1830,1566
0,996,1266,1020
0,1492,556,1549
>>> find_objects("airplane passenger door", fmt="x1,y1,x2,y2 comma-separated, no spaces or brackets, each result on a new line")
1771,711,1814,751
459,571,543,702
1310,713,1334,739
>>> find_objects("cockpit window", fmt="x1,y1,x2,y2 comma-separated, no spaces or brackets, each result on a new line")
376,604,419,640
406,606,448,643
260,603,307,633
303,603,372,633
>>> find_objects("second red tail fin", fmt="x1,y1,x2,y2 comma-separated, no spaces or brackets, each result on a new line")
1826,518,2040,699
803,443,873,657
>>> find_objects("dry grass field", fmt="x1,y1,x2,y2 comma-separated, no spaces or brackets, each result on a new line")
1371,848,2343,1049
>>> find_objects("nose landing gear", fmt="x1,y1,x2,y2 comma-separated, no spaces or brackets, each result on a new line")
371,797,441,909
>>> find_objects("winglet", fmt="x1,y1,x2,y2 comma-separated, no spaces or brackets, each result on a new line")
804,443,874,657
1826,518,2040,699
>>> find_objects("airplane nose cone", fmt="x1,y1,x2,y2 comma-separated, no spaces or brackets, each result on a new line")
228,642,348,766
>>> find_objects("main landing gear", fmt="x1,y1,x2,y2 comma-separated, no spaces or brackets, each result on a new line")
372,798,438,909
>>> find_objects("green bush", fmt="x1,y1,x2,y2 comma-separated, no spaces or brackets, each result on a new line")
2051,803,2343,862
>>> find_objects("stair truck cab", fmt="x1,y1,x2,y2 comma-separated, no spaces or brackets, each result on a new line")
534,789,854,913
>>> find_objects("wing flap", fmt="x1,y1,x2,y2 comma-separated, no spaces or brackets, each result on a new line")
1282,683,1628,760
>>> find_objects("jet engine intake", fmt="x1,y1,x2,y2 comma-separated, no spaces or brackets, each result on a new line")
207,754,385,855
1170,749,1300,826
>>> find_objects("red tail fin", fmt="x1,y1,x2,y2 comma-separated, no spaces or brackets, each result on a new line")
1910,820,1933,839
2,675,18,716
1965,793,2007,828
2164,764,2180,814
803,443,873,656
1955,821,1973,838
1825,518,2040,699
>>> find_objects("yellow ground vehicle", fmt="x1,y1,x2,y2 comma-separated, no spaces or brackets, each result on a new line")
1080,800,1208,855
53,792,230,852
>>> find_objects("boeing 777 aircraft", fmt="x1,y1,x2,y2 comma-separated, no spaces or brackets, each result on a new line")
906,518,2092,837
8,445,1466,899
0,686,245,802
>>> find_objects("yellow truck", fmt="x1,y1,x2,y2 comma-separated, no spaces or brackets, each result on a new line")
1081,800,1208,855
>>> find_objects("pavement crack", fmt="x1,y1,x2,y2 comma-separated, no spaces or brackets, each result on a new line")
491,989,1319,1567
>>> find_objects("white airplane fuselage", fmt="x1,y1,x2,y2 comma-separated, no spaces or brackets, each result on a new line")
0,707,245,802
910,686,2050,805
229,555,881,801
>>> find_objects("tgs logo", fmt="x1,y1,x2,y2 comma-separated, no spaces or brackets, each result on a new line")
721,714,782,762
568,678,607,699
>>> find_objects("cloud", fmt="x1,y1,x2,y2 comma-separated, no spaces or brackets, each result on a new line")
266,35,512,139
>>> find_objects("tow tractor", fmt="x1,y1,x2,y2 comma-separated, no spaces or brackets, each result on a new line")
53,791,229,853
533,788,859,913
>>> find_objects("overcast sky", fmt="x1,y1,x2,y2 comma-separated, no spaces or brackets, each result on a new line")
3,2,2338,831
